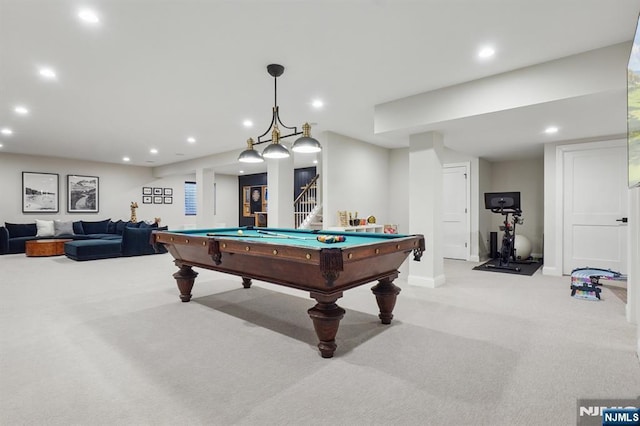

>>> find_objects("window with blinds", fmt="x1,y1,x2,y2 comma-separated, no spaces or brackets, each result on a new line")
184,181,196,216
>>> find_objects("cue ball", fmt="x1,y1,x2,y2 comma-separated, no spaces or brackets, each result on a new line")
237,230,243,235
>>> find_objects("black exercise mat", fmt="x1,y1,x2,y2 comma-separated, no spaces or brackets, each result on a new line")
473,259,543,276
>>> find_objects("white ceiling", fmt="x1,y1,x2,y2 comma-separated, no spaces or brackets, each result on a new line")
1,0,639,174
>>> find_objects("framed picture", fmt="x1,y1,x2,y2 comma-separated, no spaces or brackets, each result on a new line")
22,172,59,213
142,187,152,195
153,196,163,204
250,186,262,214
142,195,152,204
164,196,173,204
67,175,99,213
153,187,163,195
163,188,173,196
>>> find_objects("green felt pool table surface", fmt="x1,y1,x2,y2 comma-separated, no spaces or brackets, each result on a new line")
178,227,409,248
152,226,425,358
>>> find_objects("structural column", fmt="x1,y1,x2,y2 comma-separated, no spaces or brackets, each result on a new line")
408,131,445,287
267,154,294,228
195,168,215,228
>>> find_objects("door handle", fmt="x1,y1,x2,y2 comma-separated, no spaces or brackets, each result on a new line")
616,217,628,223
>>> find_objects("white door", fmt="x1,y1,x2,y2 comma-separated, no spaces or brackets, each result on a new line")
563,144,628,274
443,164,469,260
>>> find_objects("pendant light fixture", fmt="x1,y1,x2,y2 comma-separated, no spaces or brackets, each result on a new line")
238,64,322,163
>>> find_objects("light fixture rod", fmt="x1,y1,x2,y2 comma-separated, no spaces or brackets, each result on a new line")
255,64,301,145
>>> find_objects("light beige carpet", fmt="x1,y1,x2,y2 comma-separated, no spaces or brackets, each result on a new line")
0,253,638,425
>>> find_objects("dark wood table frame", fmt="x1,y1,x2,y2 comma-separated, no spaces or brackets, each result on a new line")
153,230,424,358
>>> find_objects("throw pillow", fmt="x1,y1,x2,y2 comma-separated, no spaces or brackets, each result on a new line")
115,220,127,235
73,221,85,235
53,220,75,236
4,222,37,238
81,219,111,234
35,219,55,237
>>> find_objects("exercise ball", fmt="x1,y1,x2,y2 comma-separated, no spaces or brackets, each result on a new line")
514,235,532,260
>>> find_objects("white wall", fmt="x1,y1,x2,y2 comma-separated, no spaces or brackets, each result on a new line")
213,174,239,228
388,148,410,233
628,187,640,354
629,186,640,358
390,147,493,262
375,43,629,134
489,157,544,257
322,131,390,228
0,152,237,230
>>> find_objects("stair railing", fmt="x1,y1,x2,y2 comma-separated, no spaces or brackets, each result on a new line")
294,174,319,228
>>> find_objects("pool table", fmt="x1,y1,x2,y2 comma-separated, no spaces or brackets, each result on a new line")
152,227,425,358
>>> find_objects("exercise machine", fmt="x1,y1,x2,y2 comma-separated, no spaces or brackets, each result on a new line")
484,192,523,272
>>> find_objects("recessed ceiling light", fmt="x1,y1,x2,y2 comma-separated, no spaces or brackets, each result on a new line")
313,160,318,164
478,46,495,59
0,144,3,148
1,128,13,135
239,170,245,174
123,157,130,162
39,67,57,80
243,120,253,128
78,9,100,24
150,148,158,154
545,126,559,134
312,99,324,109
14,106,29,115
187,137,196,143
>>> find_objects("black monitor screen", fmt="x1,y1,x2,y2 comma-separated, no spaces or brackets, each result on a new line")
484,192,521,211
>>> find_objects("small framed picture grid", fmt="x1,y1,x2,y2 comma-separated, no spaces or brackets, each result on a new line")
163,187,173,204
143,186,173,204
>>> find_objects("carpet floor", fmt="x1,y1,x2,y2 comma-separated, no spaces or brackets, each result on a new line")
0,253,638,425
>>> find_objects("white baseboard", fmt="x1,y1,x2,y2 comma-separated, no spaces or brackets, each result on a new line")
408,274,446,288
469,255,480,262
542,266,562,276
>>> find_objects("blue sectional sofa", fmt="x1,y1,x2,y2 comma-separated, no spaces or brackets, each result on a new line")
0,218,167,260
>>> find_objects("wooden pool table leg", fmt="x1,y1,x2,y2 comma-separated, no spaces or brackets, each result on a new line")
307,292,345,358
172,264,198,302
371,274,401,324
